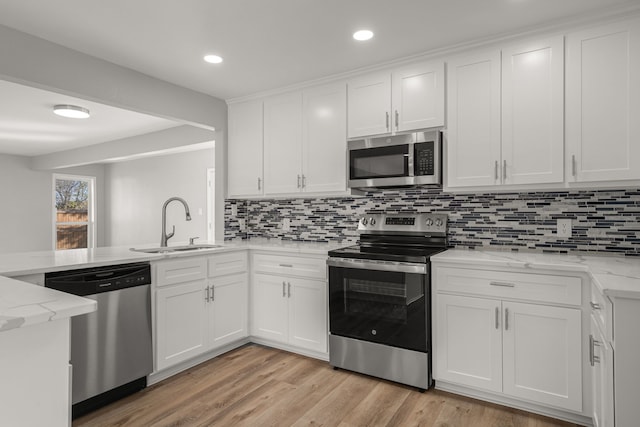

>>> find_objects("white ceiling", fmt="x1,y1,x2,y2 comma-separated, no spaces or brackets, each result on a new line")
0,0,637,101
0,80,179,156
0,0,638,157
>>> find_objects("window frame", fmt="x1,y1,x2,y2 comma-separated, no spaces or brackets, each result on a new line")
52,173,96,250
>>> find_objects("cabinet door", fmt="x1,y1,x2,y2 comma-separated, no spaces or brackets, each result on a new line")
252,273,289,343
228,100,264,197
302,83,347,193
156,281,208,370
446,50,502,188
210,273,248,349
501,37,564,185
288,278,327,353
392,61,444,132
502,301,582,412
347,72,391,138
263,92,303,195
591,316,614,427
435,294,502,392
566,18,640,182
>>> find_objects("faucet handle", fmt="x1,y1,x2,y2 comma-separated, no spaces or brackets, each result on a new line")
189,236,200,245
166,225,175,240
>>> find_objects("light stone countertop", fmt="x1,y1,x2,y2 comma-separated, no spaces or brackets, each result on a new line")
431,249,640,299
0,275,96,332
0,239,346,333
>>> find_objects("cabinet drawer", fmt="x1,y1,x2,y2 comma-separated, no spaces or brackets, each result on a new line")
155,257,207,287
252,253,326,280
208,251,248,278
435,267,582,306
590,283,613,342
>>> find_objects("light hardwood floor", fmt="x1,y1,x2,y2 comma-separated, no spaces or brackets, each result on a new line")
74,344,580,427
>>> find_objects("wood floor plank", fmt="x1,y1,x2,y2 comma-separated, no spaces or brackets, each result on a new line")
73,345,582,427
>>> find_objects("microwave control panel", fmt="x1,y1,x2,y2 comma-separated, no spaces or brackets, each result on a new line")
414,141,435,176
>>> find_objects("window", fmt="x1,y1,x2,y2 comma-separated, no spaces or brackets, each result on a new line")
53,174,95,250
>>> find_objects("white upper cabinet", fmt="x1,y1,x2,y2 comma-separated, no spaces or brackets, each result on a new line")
302,83,347,193
392,61,445,133
446,50,502,188
347,72,391,138
566,17,640,183
501,37,564,185
347,61,445,138
227,100,263,197
446,36,564,189
263,92,304,195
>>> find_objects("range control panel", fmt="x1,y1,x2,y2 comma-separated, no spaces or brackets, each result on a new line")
358,213,448,235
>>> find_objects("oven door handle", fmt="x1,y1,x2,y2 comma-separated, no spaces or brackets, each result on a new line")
327,257,426,274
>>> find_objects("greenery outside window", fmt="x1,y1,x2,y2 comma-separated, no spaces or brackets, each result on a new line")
53,174,96,250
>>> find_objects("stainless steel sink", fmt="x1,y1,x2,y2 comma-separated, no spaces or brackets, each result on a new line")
130,244,222,254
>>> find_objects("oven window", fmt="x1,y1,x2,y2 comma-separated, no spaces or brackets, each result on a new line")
350,145,409,180
329,266,428,352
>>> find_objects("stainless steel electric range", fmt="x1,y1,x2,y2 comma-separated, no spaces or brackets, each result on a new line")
327,212,448,390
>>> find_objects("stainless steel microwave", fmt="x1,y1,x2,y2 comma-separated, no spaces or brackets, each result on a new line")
347,130,442,189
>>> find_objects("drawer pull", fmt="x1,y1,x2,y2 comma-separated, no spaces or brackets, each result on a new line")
495,307,499,329
282,281,286,297
490,281,515,288
279,264,293,268
590,301,602,310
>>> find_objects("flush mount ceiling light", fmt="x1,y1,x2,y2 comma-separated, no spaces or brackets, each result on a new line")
53,104,90,119
204,54,223,64
353,29,374,41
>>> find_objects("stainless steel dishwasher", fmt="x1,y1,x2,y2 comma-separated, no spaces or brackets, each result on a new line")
45,262,153,418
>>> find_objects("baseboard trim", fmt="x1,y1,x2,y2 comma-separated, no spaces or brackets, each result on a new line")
435,381,593,427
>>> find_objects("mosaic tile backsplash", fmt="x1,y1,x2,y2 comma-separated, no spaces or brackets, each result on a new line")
224,188,640,256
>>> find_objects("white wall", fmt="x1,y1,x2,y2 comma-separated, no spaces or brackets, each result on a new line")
0,154,105,254
105,148,214,247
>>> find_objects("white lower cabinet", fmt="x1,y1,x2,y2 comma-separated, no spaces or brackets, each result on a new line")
434,265,584,414
155,252,248,371
590,315,614,427
251,253,328,355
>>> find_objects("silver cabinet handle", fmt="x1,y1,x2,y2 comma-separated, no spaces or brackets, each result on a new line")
490,281,515,288
395,110,399,129
504,308,509,331
288,282,291,298
282,281,286,297
503,160,507,181
279,263,293,268
386,112,390,130
211,284,215,302
589,335,602,366
495,307,499,330
257,177,261,190
297,175,301,188
571,155,577,177
494,160,499,181
205,285,210,303
590,301,602,310
302,174,306,188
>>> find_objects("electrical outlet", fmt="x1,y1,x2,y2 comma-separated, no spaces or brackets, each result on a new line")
557,219,572,238
282,218,291,232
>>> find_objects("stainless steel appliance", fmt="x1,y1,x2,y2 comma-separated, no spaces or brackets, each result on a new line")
348,129,442,189
45,262,153,418
327,213,448,390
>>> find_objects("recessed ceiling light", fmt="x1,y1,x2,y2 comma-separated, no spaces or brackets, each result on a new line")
353,30,374,41
204,54,223,64
53,104,90,119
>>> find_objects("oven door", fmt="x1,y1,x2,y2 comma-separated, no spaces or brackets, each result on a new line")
327,257,429,353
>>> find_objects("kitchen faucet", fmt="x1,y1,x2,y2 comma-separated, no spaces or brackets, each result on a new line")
160,197,192,247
